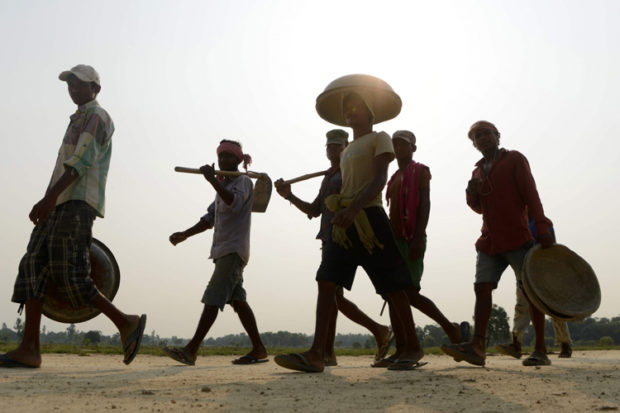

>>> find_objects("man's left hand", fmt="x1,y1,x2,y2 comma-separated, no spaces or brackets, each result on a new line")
538,231,554,249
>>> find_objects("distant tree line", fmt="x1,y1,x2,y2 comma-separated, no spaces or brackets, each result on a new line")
1,310,619,349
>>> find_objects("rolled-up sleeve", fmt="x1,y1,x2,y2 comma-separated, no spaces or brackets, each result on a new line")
63,113,108,176
201,202,216,226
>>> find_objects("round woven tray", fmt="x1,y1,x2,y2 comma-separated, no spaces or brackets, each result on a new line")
522,244,600,321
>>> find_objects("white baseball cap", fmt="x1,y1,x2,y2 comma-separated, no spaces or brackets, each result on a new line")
58,64,101,85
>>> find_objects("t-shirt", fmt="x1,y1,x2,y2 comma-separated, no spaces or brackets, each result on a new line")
51,100,114,217
339,131,394,207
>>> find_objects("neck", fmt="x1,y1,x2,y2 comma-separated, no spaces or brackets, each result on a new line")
482,146,500,162
330,159,340,169
397,156,413,170
352,125,373,140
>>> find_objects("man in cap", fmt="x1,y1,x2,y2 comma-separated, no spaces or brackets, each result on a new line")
165,140,268,366
274,129,392,366
441,120,554,367
376,130,469,367
1,65,147,368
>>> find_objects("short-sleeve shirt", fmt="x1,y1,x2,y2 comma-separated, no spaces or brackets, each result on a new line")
51,100,114,217
339,131,394,207
310,167,341,242
387,166,431,238
201,175,253,264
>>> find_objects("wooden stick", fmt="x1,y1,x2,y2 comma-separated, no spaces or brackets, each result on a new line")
283,170,329,185
174,166,265,179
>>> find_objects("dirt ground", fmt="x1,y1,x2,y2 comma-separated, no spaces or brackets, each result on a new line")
1,351,619,412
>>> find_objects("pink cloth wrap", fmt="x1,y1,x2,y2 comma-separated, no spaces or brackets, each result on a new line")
386,161,425,241
216,142,252,171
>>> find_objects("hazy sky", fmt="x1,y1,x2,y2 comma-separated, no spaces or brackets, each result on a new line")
1,0,619,340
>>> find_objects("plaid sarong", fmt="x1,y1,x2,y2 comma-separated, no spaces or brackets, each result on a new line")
12,201,98,308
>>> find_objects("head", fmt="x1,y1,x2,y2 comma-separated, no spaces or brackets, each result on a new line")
342,92,375,128
325,129,348,162
58,64,101,105
216,139,252,171
468,120,500,154
392,130,416,161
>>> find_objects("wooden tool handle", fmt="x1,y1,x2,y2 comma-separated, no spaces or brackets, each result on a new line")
174,166,247,177
283,170,329,185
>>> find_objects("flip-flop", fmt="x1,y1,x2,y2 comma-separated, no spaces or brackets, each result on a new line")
274,353,323,373
495,343,522,359
371,356,396,368
441,342,486,366
387,360,428,371
162,346,195,366
0,354,39,369
123,314,147,365
522,351,551,366
231,354,269,365
375,326,394,361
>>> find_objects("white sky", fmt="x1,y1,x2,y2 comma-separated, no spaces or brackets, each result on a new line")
1,0,619,339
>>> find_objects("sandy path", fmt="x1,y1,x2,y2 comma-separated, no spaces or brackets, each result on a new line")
1,351,619,412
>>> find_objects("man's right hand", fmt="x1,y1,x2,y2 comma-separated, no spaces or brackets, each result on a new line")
274,178,291,199
169,232,188,246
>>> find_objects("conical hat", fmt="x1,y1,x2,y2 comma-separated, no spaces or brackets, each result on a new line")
316,74,402,126
522,244,600,321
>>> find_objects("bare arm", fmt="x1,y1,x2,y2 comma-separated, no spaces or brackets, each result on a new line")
274,179,321,218
409,186,430,259
332,152,392,229
29,167,79,225
200,164,234,205
169,219,213,246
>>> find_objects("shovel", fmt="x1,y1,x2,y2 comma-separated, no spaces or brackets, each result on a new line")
281,170,329,185
175,166,272,213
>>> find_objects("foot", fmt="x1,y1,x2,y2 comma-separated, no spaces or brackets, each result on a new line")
119,314,147,365
441,342,486,366
523,350,551,366
374,325,393,361
1,350,41,368
447,323,462,344
494,342,522,359
559,342,572,358
274,352,324,373
163,346,196,366
396,349,424,365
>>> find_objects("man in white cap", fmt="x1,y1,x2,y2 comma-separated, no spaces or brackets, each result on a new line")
1,65,146,369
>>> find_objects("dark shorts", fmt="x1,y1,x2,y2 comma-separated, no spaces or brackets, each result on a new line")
202,253,247,311
316,207,413,295
12,201,98,307
474,242,533,287
395,237,426,290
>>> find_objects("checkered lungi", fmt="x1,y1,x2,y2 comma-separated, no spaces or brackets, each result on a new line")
12,200,99,308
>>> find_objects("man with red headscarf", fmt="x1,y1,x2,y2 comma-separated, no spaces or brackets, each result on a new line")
164,139,268,366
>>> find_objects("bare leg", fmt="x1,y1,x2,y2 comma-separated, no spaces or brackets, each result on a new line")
527,299,548,354
182,304,219,362
386,290,423,361
92,292,144,361
301,280,339,368
471,282,494,360
232,300,268,359
405,287,460,343
324,304,337,364
387,303,405,359
336,295,389,347
5,299,43,367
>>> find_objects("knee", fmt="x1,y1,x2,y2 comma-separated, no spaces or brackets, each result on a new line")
317,280,337,294
231,300,246,313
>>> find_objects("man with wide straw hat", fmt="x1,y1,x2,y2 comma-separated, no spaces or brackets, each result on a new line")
441,120,554,367
275,74,424,372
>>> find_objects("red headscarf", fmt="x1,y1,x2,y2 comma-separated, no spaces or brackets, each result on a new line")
216,142,252,171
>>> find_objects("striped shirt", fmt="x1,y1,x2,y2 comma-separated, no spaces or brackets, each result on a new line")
50,100,114,217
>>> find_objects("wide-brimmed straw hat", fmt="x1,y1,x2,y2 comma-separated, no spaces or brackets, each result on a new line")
315,74,402,126
522,244,600,322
